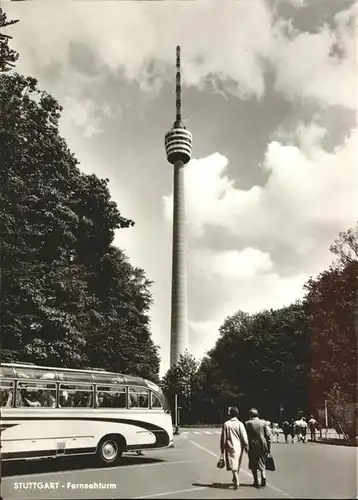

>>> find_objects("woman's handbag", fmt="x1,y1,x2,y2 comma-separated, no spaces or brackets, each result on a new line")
216,455,225,469
266,452,276,471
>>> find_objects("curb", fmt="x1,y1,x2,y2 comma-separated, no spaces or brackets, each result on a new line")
314,439,357,447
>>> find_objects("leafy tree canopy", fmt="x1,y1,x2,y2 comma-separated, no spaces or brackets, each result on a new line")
1,11,160,380
161,351,200,411
0,8,19,72
189,303,310,424
305,256,357,402
330,222,358,268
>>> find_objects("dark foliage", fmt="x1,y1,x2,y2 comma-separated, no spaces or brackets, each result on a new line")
1,14,160,381
0,8,19,73
161,351,200,423
305,260,357,406
194,303,310,423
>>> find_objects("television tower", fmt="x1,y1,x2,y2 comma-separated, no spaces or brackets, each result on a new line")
165,46,192,367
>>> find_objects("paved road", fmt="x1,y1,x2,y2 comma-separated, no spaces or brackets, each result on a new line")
1,428,357,499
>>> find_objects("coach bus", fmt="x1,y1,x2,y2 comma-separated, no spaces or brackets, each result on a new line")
0,362,173,466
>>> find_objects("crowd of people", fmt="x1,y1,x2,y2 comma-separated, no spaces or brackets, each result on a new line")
219,407,321,490
280,416,320,443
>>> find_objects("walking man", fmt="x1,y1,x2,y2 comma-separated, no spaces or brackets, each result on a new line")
220,406,248,489
295,417,308,442
246,408,272,488
282,420,292,443
308,416,317,442
294,418,302,442
301,417,308,443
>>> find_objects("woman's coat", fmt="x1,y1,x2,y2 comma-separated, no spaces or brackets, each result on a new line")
220,417,249,471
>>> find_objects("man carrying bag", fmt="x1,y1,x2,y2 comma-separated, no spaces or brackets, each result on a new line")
246,408,274,488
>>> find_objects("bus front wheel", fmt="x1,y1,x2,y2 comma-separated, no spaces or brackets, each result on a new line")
97,435,124,466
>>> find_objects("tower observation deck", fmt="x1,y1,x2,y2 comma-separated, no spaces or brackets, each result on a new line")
165,47,192,164
165,46,192,367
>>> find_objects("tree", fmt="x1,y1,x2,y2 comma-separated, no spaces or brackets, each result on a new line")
84,248,160,381
325,383,354,439
161,351,200,423
195,304,310,423
304,260,357,406
1,31,160,379
330,223,358,268
1,72,130,365
0,9,19,73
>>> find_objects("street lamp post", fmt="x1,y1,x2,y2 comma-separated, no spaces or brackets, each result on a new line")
174,394,180,435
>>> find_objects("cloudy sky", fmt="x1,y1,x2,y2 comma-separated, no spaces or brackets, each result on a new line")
5,0,357,375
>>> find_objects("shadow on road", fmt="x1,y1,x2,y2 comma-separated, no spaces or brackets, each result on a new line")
2,454,164,477
193,482,253,490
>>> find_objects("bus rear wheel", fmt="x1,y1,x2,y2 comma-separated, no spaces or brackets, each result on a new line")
97,436,123,466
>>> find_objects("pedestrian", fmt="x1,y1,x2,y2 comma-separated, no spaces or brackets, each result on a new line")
295,417,308,442
272,422,280,443
301,417,308,443
246,408,272,488
220,406,248,489
282,420,290,443
289,419,295,443
294,418,302,442
308,415,317,442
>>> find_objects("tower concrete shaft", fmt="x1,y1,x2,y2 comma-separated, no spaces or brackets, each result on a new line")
170,160,189,366
164,46,192,367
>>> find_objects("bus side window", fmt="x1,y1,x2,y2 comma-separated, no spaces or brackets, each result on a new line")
0,381,14,407
114,392,126,408
77,392,92,407
129,394,138,407
128,387,149,408
128,390,138,408
16,382,56,408
151,393,162,409
59,384,93,408
96,391,112,407
96,387,126,408
139,392,149,408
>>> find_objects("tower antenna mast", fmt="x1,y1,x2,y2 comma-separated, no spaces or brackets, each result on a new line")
175,45,182,127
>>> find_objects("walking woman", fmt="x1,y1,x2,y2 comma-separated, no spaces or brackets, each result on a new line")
220,407,248,489
246,408,271,488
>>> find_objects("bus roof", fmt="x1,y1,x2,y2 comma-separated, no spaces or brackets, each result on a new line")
0,362,160,391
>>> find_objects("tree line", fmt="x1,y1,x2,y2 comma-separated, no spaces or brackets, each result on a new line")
162,226,357,428
0,10,160,381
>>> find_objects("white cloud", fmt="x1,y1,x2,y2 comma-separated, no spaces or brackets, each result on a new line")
62,97,102,138
271,8,357,110
7,0,356,117
190,248,274,279
8,1,273,100
261,126,357,230
164,124,356,250
275,0,306,7
187,271,308,362
163,153,262,238
189,319,222,360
